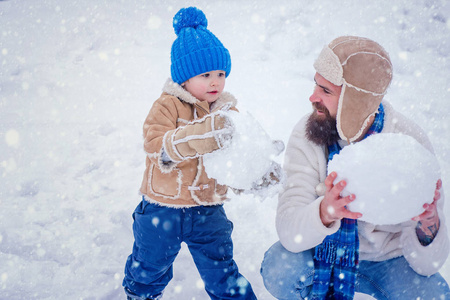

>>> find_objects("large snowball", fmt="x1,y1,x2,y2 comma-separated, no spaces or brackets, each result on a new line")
327,133,440,225
203,110,283,192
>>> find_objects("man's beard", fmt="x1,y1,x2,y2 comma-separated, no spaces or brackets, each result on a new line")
305,103,340,146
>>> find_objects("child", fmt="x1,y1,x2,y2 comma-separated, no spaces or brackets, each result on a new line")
123,7,257,300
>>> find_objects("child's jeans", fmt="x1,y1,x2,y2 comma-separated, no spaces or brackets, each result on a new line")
260,241,450,300
123,199,256,300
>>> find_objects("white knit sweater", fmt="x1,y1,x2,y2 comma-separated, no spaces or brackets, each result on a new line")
276,101,449,276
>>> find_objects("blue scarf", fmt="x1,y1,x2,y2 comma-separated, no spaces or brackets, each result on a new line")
311,104,385,300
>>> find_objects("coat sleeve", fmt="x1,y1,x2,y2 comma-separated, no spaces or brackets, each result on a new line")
163,110,232,162
143,97,177,153
276,117,341,253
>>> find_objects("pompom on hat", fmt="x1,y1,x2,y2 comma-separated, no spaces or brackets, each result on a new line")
170,7,231,84
314,36,393,142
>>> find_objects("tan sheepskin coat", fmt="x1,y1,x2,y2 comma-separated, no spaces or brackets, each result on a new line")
139,79,237,207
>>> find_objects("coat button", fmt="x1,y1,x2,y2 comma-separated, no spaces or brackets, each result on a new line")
315,182,326,197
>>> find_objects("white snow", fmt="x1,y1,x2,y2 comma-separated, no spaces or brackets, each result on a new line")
203,110,283,191
1,0,449,299
328,133,440,225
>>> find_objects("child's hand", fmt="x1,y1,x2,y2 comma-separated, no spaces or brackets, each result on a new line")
163,110,235,161
251,162,285,190
272,140,285,155
214,112,234,147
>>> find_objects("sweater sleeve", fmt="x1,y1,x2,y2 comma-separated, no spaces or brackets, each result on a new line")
400,187,449,275
385,102,450,275
276,117,340,253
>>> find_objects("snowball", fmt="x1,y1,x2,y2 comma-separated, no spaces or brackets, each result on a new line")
203,110,282,191
327,133,440,225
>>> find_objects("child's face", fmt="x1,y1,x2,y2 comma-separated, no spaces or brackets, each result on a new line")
182,70,226,104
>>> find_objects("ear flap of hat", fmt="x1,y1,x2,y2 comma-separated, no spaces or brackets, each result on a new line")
319,36,393,142
337,85,384,142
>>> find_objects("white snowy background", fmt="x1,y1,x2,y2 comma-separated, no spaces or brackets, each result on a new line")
1,0,449,299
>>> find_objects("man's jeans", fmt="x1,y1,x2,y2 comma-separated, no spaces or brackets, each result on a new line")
261,241,450,299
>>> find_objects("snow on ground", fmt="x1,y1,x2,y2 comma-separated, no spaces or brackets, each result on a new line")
1,0,449,299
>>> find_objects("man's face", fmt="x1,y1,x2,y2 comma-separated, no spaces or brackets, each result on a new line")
309,73,342,118
305,73,342,146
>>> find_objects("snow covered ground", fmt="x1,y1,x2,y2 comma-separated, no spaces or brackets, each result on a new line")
1,0,449,299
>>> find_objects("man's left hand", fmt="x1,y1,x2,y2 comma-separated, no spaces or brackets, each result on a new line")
413,179,442,246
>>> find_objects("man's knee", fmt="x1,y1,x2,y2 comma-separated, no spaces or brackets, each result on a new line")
260,242,314,299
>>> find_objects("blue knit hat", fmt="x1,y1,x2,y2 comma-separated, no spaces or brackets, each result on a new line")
170,7,231,84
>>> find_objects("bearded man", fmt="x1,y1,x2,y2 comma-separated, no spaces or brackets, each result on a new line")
260,36,449,300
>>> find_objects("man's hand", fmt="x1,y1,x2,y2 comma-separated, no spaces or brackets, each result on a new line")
319,172,362,227
413,179,442,246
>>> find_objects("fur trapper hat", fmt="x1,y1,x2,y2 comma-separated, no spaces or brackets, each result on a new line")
314,36,393,142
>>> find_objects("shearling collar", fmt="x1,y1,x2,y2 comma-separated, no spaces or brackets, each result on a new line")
162,78,238,111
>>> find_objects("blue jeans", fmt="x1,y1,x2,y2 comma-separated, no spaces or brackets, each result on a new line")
260,241,450,299
123,199,256,300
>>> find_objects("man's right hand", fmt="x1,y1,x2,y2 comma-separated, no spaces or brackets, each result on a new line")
319,171,362,227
